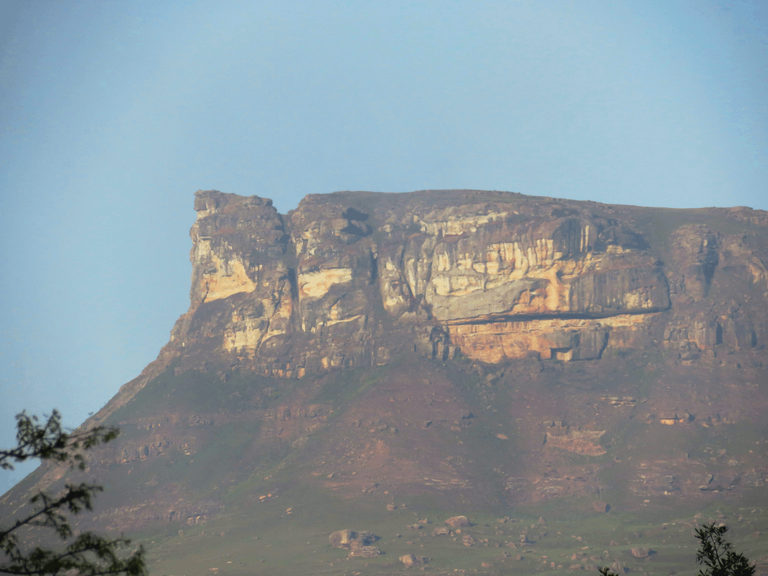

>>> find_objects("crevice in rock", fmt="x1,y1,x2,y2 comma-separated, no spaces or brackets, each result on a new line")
444,308,667,327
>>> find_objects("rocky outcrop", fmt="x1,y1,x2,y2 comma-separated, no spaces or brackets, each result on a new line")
142,189,768,381
669,226,719,299
544,426,606,456
328,529,379,549
80,190,768,436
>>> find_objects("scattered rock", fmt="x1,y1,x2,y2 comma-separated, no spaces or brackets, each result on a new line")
462,535,475,546
592,502,609,513
387,504,396,511
432,527,451,536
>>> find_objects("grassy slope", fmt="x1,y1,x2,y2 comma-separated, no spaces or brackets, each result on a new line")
103,355,767,576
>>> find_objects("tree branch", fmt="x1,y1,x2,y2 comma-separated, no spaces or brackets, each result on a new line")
1,410,145,576
0,411,118,471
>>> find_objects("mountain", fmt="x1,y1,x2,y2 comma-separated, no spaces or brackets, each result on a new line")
3,189,768,576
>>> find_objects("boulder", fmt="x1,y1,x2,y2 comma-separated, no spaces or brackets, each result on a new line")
328,529,378,550
432,527,451,536
329,529,354,549
400,554,426,567
592,501,609,513
348,546,381,558
445,515,470,528
611,561,628,573
630,547,651,559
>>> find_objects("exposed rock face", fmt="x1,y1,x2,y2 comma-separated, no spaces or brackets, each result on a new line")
669,226,719,299
82,189,763,464
146,188,768,384
545,427,606,456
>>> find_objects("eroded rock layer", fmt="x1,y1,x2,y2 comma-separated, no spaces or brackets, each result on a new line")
158,189,766,375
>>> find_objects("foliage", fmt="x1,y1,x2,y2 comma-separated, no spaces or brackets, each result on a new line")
695,522,755,576
0,411,146,576
598,522,755,576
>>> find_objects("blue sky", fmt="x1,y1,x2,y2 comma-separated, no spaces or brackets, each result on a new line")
1,0,767,492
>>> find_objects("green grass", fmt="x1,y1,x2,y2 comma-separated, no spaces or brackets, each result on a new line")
136,480,768,576
312,365,388,406
106,365,288,423
85,350,768,576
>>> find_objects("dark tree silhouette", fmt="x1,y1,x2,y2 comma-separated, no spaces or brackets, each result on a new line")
0,411,146,576
695,523,755,576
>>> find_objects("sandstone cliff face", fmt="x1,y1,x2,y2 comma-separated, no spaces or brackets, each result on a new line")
160,189,767,374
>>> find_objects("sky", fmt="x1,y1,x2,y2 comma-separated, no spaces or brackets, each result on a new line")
1,0,767,493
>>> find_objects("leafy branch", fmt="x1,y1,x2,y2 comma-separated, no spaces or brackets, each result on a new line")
695,523,755,576
597,522,754,576
0,411,145,576
0,411,118,472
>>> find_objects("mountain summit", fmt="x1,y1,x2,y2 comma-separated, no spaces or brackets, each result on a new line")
4,190,768,575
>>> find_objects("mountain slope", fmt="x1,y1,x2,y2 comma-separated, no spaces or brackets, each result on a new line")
3,189,768,576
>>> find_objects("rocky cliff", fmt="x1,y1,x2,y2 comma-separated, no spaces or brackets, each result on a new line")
123,189,765,384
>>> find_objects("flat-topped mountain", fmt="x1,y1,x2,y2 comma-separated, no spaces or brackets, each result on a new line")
99,189,767,390
4,190,767,576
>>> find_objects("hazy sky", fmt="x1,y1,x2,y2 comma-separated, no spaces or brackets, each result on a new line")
1,0,767,492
